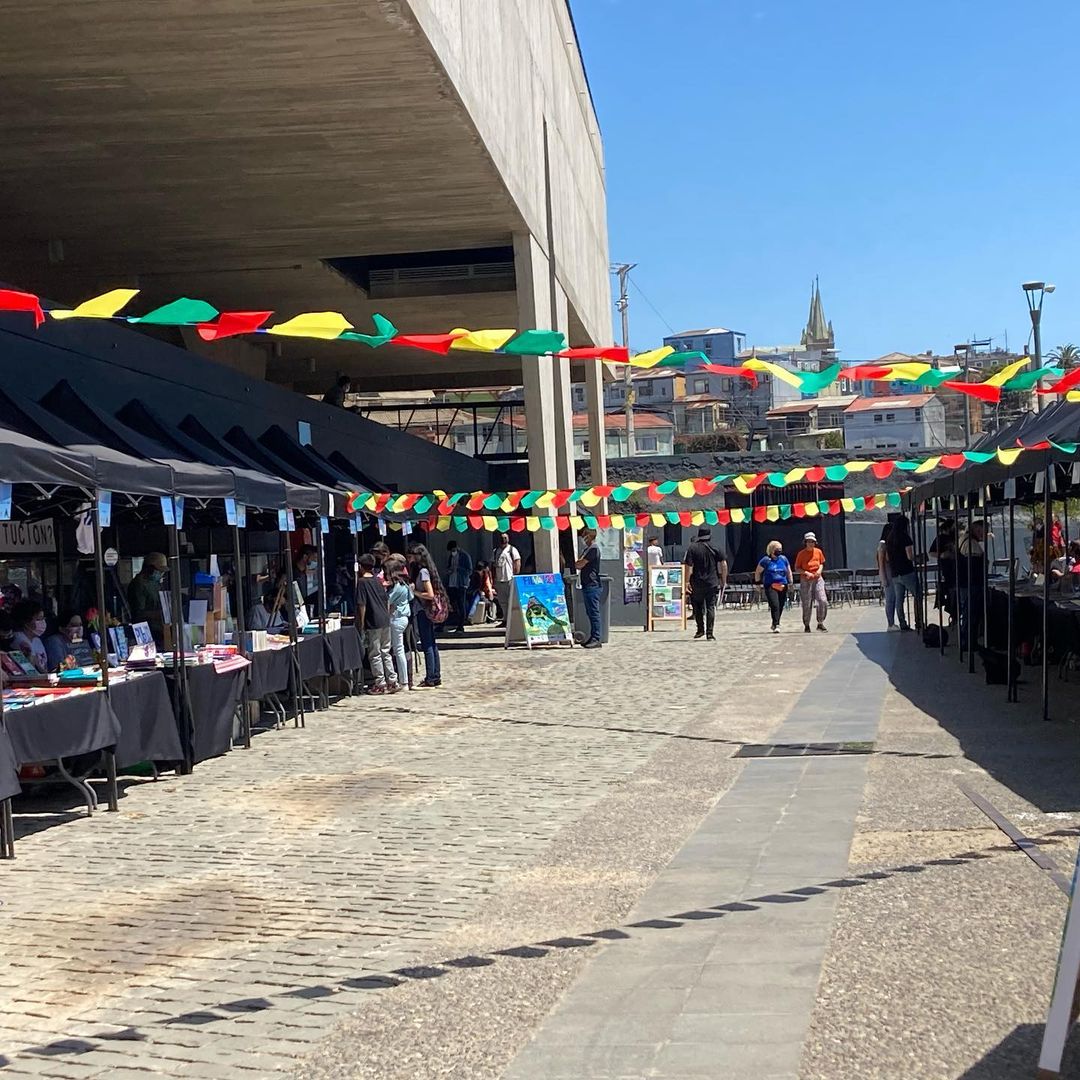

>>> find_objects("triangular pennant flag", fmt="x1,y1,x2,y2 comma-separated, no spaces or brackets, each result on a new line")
502,330,566,355
448,329,517,352
266,312,353,339
132,297,219,325
196,311,273,341
51,288,139,321
628,346,676,369
391,332,467,354
338,314,399,348
0,288,44,327
556,346,629,362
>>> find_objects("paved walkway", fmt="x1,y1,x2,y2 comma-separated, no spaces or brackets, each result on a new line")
503,627,894,1080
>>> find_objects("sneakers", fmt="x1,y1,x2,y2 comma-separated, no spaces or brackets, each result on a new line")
817,624,828,632
367,685,387,695
582,639,603,649
420,677,442,687
804,625,811,634
706,634,715,641
693,631,705,640
771,625,780,634
386,684,402,694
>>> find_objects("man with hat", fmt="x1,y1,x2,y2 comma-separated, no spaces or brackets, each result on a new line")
794,531,828,632
128,551,169,644
682,527,728,641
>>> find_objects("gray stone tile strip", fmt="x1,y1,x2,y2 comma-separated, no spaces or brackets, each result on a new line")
502,612,895,1080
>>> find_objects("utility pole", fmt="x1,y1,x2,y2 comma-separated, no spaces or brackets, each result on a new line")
612,262,637,456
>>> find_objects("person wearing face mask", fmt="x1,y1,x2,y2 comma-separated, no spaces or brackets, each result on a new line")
10,599,50,673
44,610,87,671
128,551,168,643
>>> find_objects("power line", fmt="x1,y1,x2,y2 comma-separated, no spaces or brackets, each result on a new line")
627,274,676,335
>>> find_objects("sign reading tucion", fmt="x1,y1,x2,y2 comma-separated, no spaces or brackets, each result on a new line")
0,520,56,554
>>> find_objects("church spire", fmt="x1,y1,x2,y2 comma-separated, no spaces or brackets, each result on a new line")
801,276,835,352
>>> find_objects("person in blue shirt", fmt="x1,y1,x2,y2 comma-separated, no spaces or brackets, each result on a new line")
754,540,793,633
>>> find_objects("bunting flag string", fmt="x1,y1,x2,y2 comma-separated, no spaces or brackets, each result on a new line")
422,490,908,533
346,438,1079,516
1,286,1073,400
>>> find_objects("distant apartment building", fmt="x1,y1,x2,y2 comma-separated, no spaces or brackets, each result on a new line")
662,327,747,366
766,396,856,449
573,412,674,459
843,394,947,450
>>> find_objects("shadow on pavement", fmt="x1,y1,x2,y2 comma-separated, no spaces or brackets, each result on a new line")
956,1022,1080,1079
852,630,1080,814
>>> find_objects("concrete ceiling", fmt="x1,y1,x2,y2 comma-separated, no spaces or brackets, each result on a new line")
0,0,569,392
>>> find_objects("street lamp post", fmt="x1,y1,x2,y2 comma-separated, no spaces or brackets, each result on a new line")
612,262,637,455
1022,281,1055,414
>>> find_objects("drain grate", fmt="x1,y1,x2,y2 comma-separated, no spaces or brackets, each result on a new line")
734,740,875,759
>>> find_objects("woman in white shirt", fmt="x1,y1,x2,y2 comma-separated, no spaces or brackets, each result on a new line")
10,599,49,673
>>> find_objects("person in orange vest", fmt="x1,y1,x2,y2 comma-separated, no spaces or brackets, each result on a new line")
794,531,828,633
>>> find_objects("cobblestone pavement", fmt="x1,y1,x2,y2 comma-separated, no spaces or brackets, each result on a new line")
0,608,859,1078
5,604,1080,1080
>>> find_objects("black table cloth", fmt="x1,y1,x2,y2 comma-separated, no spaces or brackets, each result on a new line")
0,726,21,800
166,663,246,764
5,690,120,765
298,635,329,680
248,646,293,700
109,672,183,768
327,628,363,675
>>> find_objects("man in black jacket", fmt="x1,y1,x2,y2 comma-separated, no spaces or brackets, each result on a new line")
683,527,728,640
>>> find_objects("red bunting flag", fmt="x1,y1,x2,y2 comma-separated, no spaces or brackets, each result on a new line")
871,461,895,480
510,517,526,532
467,515,484,529
805,466,826,483
595,514,612,529
646,483,664,502
792,503,806,517
0,288,44,327
550,490,573,509
196,311,272,341
943,380,1000,403
753,506,768,522
828,500,841,515
391,333,467,354
635,513,650,526
556,517,572,530
1037,368,1080,395
466,494,486,512
593,485,615,497
700,364,759,387
840,365,891,380
716,510,731,525
1021,439,1052,450
678,511,693,526
556,346,630,362
940,454,966,469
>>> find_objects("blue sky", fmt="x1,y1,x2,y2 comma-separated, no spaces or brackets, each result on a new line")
572,0,1080,361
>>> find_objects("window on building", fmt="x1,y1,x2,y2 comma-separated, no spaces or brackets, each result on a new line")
910,441,919,448
914,409,922,421
885,412,895,422
639,382,654,397
873,414,883,423
582,439,589,454
703,339,713,355
692,377,708,394
638,435,658,452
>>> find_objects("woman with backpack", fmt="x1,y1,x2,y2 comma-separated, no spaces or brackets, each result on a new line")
408,543,447,687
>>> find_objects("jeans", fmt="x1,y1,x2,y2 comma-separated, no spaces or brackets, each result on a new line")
448,586,467,631
891,572,920,629
882,573,896,627
765,584,786,627
799,576,828,627
363,625,395,688
581,583,603,643
389,615,409,687
691,583,719,636
495,579,512,624
416,608,441,683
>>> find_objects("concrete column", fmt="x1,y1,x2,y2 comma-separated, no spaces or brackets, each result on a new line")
514,232,560,573
550,283,575,491
583,361,608,503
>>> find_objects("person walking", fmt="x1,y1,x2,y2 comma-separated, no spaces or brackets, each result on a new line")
445,540,472,635
575,527,604,649
408,543,446,687
755,540,793,633
886,514,920,633
384,555,413,690
794,531,828,633
493,532,521,626
356,554,398,694
877,522,897,629
682,527,727,641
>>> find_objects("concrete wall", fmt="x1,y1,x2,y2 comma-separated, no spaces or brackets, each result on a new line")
405,0,611,345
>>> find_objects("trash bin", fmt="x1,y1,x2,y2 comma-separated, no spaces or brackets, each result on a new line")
571,575,612,644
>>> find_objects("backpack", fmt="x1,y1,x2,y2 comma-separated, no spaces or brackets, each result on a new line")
425,587,449,625
922,624,948,649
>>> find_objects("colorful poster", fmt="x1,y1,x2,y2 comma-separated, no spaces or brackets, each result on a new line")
510,574,573,647
597,527,622,562
649,564,685,623
624,526,644,604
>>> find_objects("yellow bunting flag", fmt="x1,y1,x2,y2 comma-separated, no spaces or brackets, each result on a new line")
628,346,675,368
914,456,941,473
651,514,666,526
984,358,1030,387
677,479,696,498
730,508,746,523
569,515,584,530
995,447,1023,465
579,490,603,507
881,363,932,381
783,468,807,484
841,498,856,512
743,358,803,388
435,518,451,532
766,505,780,522
448,329,517,352
1068,391,1080,403
845,461,873,473
500,498,515,513
481,515,499,531
690,511,704,526
732,475,758,495
534,492,556,509
611,515,626,529
267,312,353,339
50,288,141,321
526,517,541,532
804,502,820,517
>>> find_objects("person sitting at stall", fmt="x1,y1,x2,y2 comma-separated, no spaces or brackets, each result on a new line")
44,610,86,671
293,544,319,614
10,599,49,673
1050,546,1068,581
128,552,169,644
246,587,288,633
321,374,352,408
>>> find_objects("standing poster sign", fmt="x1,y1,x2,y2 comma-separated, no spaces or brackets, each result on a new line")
1038,846,1080,1078
648,563,687,631
624,526,645,604
504,574,574,649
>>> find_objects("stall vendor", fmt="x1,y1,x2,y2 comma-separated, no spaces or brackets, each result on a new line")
247,588,288,633
44,610,86,671
10,599,49,673
128,551,168,644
